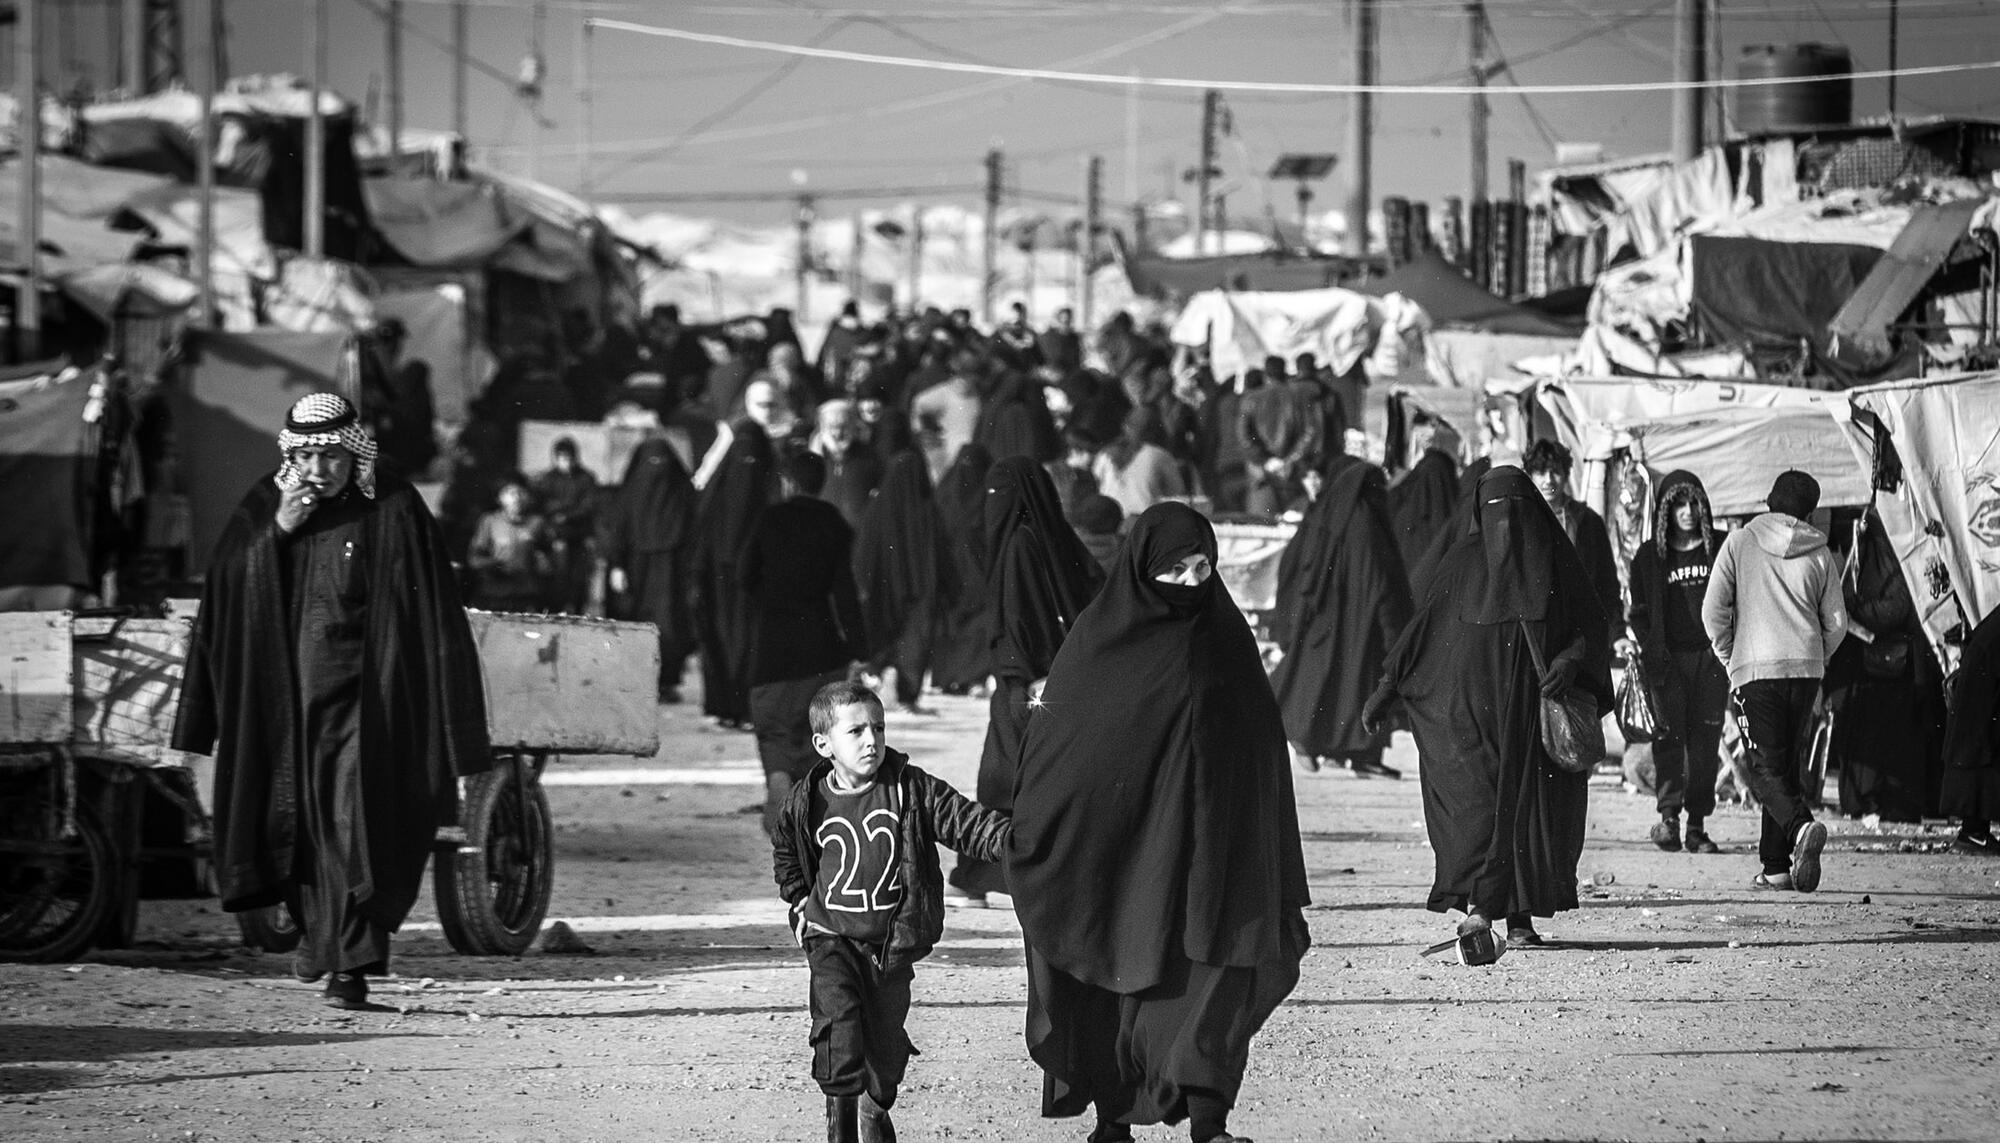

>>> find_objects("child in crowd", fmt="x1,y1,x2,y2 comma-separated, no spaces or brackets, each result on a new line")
772,681,1013,1143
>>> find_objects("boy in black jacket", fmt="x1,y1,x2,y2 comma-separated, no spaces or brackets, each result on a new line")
774,680,1011,1143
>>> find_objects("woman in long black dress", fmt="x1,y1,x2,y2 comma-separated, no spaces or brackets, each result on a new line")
690,421,775,728
853,450,954,712
929,443,996,695
1269,454,1412,777
1364,465,1612,953
602,437,699,701
1009,502,1309,1143
949,456,1099,904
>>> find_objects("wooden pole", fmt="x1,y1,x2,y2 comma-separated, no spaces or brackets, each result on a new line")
123,0,146,94
386,0,404,161
452,0,470,140
1081,155,1102,333
1343,0,1375,258
577,19,594,199
1672,0,1707,161
194,0,217,327
982,149,1002,325
1467,2,1488,204
905,205,923,310
16,0,41,357
304,0,327,258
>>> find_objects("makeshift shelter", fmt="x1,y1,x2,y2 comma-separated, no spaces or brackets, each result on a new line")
0,360,109,606
168,329,352,570
1844,371,2000,674
1126,250,1373,297
1354,249,1581,388
1167,287,1389,382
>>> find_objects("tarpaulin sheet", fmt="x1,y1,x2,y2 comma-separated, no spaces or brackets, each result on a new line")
0,362,96,592
373,284,485,423
1539,375,1845,462
1690,234,1919,389
1358,250,1582,337
364,177,529,267
1848,373,2000,663
0,155,159,275
171,330,348,573
1128,252,1363,297
1624,403,1869,519
1426,329,1577,389
1169,287,1386,382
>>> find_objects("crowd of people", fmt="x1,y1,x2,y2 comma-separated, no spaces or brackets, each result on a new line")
171,297,2000,1143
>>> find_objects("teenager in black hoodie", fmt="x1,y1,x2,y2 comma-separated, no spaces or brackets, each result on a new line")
1625,470,1728,855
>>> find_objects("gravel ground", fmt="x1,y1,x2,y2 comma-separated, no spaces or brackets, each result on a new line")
4,691,1999,1142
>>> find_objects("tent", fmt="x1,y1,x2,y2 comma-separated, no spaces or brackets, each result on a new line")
1168,287,1387,382
1356,250,1581,337
1126,250,1371,297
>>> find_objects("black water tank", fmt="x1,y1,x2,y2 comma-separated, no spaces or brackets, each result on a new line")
1735,44,1853,135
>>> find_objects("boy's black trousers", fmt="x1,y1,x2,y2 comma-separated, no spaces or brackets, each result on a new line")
807,936,914,1108
1733,678,1820,874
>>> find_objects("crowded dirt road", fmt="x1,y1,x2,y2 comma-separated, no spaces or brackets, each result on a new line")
4,692,1999,1143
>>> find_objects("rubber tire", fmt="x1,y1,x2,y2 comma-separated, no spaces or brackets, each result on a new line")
235,905,302,953
434,762,554,956
0,809,115,964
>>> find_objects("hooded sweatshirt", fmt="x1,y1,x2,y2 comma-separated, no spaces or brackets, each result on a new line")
1701,512,1847,688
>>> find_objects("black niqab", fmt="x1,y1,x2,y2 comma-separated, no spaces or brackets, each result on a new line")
983,457,1102,680
853,451,951,659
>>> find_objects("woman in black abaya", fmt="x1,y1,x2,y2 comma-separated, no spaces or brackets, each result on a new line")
950,456,1100,903
853,450,955,712
602,438,699,701
1009,502,1309,1143
1269,455,1413,777
690,421,775,728
1364,465,1612,952
930,443,996,694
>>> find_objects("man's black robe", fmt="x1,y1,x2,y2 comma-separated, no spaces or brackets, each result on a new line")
1372,467,1612,920
1268,457,1412,759
173,475,489,974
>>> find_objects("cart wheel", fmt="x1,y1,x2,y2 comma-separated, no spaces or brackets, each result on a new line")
0,806,115,964
236,905,302,953
435,759,554,956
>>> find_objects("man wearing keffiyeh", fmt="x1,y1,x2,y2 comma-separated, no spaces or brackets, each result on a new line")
174,393,493,1009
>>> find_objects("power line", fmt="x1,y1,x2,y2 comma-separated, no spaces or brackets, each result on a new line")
589,17,2000,94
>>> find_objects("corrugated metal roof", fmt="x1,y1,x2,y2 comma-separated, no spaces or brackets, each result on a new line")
1827,197,1985,353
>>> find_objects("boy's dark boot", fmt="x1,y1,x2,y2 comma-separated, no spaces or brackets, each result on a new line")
859,1092,896,1143
827,1096,860,1143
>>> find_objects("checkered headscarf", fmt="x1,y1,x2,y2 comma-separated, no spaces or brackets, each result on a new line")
275,392,377,499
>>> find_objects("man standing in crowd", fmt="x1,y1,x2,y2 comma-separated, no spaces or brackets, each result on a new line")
1702,470,1844,893
1038,306,1082,376
1237,356,1324,515
173,394,491,1010
531,437,600,613
1524,439,1622,639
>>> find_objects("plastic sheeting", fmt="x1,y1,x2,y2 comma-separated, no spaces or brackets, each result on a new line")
171,330,351,571
364,177,529,267
1623,404,1870,519
1848,373,2000,666
0,362,100,593
1427,329,1578,389
1168,287,1387,382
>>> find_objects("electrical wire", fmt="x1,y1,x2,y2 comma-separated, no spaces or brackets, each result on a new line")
588,17,2000,94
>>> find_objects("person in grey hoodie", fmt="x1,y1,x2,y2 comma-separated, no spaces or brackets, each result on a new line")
1701,471,1845,892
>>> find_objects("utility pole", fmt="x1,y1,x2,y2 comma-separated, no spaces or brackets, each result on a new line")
576,18,594,200
122,0,145,94
386,0,404,161
1467,2,1488,205
16,0,41,358
1081,155,1102,332
1672,0,1706,161
452,0,470,139
905,205,924,311
194,0,217,327
982,149,1003,325
848,212,865,301
1196,90,1220,255
794,193,816,322
1343,0,1376,258
305,0,327,258
1887,0,1900,117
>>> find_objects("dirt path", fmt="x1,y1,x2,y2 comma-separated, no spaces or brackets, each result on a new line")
5,692,2000,1142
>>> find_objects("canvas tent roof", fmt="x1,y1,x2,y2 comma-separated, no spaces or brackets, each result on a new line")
1356,250,1581,337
